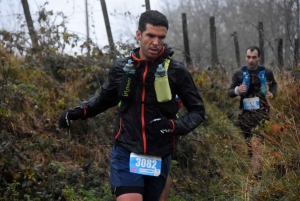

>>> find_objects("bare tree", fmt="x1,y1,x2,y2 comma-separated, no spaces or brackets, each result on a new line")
21,0,40,53
85,0,90,57
99,0,115,58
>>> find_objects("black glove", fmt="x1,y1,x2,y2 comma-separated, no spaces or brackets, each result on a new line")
150,117,174,134
58,108,84,128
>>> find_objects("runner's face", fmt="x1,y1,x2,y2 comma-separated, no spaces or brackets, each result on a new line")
246,49,260,70
136,24,167,59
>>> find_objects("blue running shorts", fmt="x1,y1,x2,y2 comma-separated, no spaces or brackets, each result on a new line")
110,145,171,200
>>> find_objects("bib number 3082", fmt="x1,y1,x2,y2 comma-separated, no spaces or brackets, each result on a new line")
129,153,162,177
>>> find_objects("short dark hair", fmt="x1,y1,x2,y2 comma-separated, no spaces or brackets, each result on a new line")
138,10,169,33
246,46,260,57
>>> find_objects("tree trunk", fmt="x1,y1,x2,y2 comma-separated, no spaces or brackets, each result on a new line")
182,13,192,67
21,0,40,54
100,0,115,58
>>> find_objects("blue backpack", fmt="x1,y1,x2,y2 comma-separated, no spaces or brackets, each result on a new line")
242,65,268,96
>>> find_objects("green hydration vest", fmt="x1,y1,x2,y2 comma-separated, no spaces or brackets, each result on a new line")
118,57,181,118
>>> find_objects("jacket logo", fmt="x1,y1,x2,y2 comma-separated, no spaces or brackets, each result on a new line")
160,129,172,134
123,78,131,96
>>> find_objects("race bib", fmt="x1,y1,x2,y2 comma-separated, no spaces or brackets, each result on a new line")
243,97,260,110
129,153,162,177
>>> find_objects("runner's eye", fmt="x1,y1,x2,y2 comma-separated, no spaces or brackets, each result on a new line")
146,34,165,40
147,34,155,38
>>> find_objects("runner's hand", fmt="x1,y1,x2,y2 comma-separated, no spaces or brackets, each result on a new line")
58,109,84,128
150,117,174,134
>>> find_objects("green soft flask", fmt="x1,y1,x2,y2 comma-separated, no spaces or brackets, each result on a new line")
154,64,172,102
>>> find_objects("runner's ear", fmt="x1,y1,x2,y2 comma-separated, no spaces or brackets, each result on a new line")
136,30,141,41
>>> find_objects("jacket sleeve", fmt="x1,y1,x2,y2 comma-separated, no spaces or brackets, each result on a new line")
266,68,277,97
77,60,124,119
171,62,205,135
228,68,242,98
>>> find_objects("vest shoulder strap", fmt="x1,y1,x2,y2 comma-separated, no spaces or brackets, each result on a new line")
163,56,171,71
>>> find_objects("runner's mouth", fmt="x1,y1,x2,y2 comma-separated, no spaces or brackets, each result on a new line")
149,49,158,54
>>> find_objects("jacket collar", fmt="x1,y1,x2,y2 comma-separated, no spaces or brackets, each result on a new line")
130,43,174,66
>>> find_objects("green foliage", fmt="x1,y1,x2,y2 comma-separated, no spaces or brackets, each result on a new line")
61,183,114,201
1,181,20,201
0,34,115,199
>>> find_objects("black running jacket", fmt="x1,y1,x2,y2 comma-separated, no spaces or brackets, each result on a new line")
78,43,205,157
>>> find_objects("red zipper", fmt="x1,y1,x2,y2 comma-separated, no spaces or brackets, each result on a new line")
141,63,148,154
130,47,166,154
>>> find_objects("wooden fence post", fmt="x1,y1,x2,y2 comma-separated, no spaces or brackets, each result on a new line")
294,38,299,69
182,13,192,67
210,16,218,69
278,38,284,69
232,31,240,68
258,22,264,65
145,0,151,11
